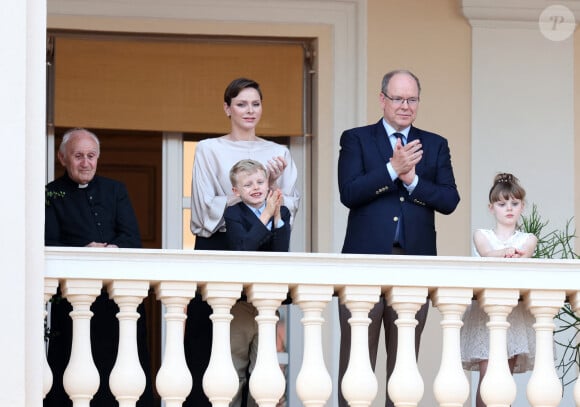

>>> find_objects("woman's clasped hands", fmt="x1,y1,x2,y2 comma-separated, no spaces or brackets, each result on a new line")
267,156,287,187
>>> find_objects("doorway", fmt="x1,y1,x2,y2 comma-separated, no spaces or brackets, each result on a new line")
47,30,313,406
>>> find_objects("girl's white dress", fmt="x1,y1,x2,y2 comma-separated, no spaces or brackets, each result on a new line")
460,229,536,373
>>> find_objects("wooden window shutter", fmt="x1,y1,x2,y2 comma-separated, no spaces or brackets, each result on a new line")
53,36,304,136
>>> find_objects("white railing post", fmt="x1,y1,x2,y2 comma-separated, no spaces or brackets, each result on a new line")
567,292,580,406
479,289,519,407
202,282,243,407
155,281,197,407
107,280,150,407
247,283,288,407
292,284,334,407
386,286,428,407
62,279,103,407
339,285,380,407
525,289,565,407
431,287,472,407
43,278,59,399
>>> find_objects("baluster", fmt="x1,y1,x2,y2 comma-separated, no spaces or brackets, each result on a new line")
155,281,197,407
479,289,518,407
386,286,427,407
202,282,243,407
339,285,380,407
292,284,333,407
525,289,565,407
43,278,59,399
62,279,102,407
108,280,150,407
431,287,472,407
247,283,288,407
567,292,580,406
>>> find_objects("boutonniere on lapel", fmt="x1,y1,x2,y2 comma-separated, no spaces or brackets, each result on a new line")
45,188,66,206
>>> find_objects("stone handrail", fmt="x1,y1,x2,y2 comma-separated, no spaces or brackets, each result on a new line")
44,247,580,407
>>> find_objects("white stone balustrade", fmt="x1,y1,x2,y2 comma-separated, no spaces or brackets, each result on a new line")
247,283,289,407
43,248,580,407
479,289,519,407
202,282,243,407
61,278,103,407
292,284,334,407
386,286,428,407
155,281,196,407
339,285,380,407
525,289,566,407
108,280,150,407
43,278,59,399
569,291,580,406
431,287,473,407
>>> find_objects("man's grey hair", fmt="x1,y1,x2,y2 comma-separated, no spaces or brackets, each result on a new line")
381,69,421,95
59,128,100,156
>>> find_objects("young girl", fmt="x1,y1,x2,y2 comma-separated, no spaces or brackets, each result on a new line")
460,173,538,407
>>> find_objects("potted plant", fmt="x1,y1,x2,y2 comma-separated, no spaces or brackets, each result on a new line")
521,204,579,388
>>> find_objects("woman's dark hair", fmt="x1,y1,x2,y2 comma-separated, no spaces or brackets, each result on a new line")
224,77,263,106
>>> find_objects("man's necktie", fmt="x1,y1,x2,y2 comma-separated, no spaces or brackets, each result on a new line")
393,132,405,146
392,133,405,247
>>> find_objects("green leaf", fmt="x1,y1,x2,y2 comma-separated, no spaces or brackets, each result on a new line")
522,204,579,389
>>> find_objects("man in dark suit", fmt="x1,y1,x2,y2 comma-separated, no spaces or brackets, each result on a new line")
44,128,154,407
337,70,460,407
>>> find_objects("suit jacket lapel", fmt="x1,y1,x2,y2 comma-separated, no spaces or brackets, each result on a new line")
373,119,392,159
407,126,425,173
407,126,419,144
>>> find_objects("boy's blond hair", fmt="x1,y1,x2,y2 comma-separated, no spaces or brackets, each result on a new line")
229,159,268,187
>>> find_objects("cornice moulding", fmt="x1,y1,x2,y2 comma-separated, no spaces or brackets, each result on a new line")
462,0,580,24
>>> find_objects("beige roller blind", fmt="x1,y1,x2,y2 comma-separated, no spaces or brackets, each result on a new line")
54,36,304,136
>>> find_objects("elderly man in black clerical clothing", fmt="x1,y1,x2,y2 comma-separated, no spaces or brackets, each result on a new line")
44,128,154,407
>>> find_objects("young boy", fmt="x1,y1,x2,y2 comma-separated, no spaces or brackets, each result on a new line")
224,158,291,252
224,158,291,407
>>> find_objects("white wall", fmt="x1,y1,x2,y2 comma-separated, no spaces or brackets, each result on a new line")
471,24,575,236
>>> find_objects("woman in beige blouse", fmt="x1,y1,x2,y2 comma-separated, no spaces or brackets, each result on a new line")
190,77,300,250
185,77,300,407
